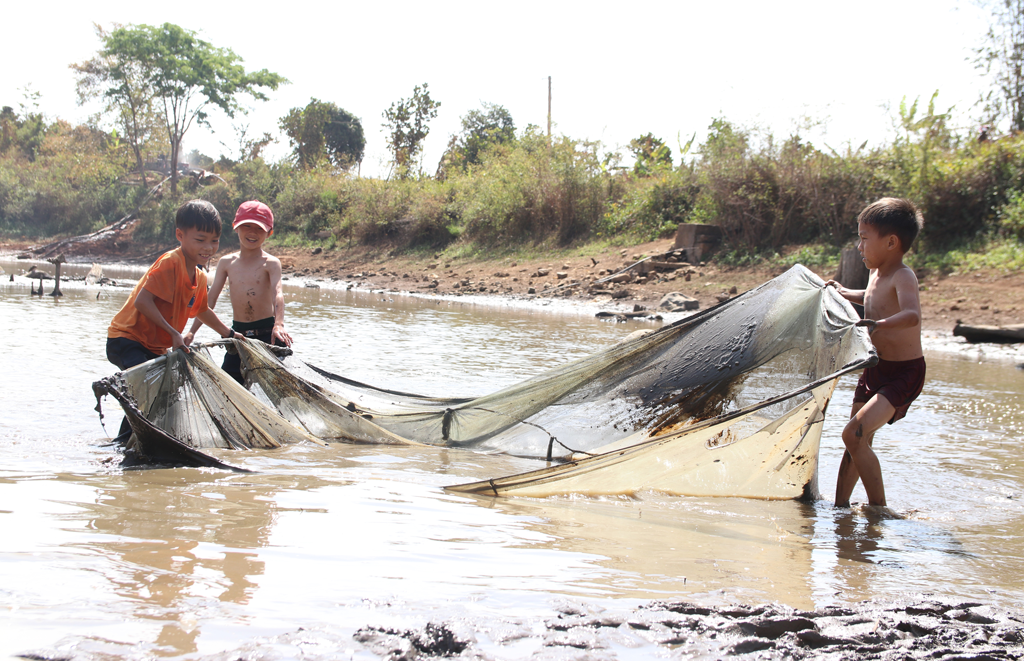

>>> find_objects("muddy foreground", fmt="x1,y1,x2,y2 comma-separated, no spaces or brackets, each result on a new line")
18,597,1017,659
342,598,1024,660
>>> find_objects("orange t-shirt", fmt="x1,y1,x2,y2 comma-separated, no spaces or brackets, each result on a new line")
107,248,209,354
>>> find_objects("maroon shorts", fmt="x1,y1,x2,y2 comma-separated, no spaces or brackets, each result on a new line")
853,356,926,425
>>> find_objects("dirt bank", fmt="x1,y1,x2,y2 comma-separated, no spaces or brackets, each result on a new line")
5,236,1023,331
268,239,1024,332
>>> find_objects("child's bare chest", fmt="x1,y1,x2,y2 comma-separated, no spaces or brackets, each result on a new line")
864,276,900,319
230,268,268,292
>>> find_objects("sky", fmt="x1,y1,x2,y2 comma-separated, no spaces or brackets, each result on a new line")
1,1,995,178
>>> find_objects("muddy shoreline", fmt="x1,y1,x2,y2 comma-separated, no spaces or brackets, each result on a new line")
269,240,1024,333
4,240,1024,370
298,597,1024,660
5,236,1023,332
18,596,1021,659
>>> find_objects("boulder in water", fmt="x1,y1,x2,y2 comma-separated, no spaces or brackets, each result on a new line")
658,291,699,311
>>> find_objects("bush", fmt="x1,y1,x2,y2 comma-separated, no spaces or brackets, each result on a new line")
450,130,608,246
272,167,348,237
9,106,1024,275
0,121,140,237
692,121,884,254
600,170,698,241
999,190,1024,240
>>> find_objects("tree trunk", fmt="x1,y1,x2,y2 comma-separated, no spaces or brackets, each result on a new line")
133,145,147,189
833,248,868,289
170,137,180,193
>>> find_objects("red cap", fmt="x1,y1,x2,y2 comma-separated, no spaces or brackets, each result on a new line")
233,200,274,233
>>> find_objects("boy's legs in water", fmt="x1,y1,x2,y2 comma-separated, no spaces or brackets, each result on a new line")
835,394,896,507
105,338,160,442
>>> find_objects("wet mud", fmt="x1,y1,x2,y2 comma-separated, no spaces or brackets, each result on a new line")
19,599,1019,660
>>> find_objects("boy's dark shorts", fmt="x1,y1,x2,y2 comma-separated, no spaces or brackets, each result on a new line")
106,337,160,371
222,317,285,384
106,337,162,440
853,356,926,425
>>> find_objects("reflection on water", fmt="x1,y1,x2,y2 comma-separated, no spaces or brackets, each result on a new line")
2,258,1024,658
475,492,820,605
80,471,279,655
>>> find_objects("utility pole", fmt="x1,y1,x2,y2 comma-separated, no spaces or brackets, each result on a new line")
547,76,552,140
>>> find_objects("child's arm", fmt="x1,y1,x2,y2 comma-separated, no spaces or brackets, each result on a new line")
135,288,190,352
194,304,240,342
825,280,864,304
184,257,230,345
859,269,921,333
268,258,293,347
136,289,239,353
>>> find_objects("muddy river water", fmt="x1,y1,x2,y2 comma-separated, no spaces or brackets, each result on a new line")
1,258,1023,659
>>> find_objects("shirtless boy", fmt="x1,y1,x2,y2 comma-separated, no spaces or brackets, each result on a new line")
186,200,292,384
827,197,926,508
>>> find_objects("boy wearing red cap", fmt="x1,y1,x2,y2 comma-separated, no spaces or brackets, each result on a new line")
186,200,292,384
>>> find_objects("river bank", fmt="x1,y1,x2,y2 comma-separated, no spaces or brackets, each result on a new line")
270,239,1024,333
4,236,1024,332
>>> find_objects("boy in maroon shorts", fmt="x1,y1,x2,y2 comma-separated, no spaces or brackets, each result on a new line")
827,198,926,507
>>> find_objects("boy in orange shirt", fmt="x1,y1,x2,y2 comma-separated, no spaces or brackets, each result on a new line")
106,199,240,371
827,198,926,508
185,200,292,384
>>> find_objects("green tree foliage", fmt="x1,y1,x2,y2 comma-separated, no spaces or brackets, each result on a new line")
280,99,365,170
0,119,136,237
975,0,1024,132
82,22,287,192
382,83,440,178
888,92,955,198
450,128,607,246
220,122,275,165
0,91,48,161
72,24,166,188
5,72,1024,268
443,102,516,172
629,133,673,176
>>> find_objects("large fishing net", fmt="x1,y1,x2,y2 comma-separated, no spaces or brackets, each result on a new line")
92,264,875,498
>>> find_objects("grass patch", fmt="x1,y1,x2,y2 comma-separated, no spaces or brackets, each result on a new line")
266,234,328,249
775,243,842,269
907,237,1024,274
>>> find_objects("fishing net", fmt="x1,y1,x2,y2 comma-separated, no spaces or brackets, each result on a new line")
93,264,875,498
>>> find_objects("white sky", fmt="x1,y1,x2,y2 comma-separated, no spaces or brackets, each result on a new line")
1,1,994,177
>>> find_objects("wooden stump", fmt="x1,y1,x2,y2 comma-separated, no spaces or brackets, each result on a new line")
47,253,66,297
833,248,868,289
674,224,723,263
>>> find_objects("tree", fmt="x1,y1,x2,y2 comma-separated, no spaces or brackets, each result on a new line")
382,83,440,177
445,102,516,172
0,88,48,161
77,23,287,192
223,122,275,164
280,99,364,170
975,0,1024,132
629,133,673,176
72,24,165,188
